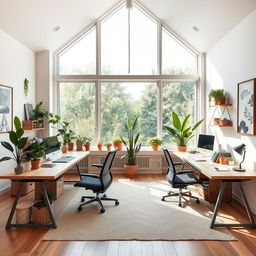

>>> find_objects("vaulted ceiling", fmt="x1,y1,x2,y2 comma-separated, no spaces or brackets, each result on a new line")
0,0,255,53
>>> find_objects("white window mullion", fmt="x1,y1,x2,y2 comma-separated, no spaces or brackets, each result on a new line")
157,80,162,138
157,21,162,75
96,21,101,75
95,81,101,142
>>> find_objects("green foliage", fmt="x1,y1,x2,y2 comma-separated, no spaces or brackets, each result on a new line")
105,142,112,146
26,141,46,160
164,112,204,146
97,141,103,145
146,137,163,146
74,135,84,144
24,78,29,98
112,137,122,143
208,89,225,102
33,101,51,120
84,137,92,145
0,116,29,165
121,116,141,165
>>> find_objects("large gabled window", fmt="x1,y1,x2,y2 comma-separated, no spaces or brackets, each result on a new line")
56,1,199,145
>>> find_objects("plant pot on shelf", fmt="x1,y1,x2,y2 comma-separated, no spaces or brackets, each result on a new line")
61,144,68,153
151,145,159,151
220,119,232,126
68,143,74,151
113,142,123,151
124,164,138,178
31,159,41,170
177,145,187,152
76,142,83,151
85,144,91,151
97,144,103,151
214,118,221,125
215,97,226,105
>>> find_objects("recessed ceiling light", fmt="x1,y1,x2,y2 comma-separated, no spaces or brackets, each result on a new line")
53,26,60,32
193,25,200,32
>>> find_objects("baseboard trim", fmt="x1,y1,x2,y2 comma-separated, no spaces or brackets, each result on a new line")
0,185,10,195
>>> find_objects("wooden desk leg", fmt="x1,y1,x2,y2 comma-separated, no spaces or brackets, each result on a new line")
210,180,256,229
6,181,25,229
40,182,57,228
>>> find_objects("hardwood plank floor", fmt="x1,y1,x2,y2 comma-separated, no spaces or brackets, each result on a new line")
1,173,256,256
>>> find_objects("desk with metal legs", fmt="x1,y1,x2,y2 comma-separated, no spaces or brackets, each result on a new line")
0,151,89,229
173,151,256,229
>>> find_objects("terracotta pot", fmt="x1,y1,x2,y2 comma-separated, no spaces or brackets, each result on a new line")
214,118,220,125
220,119,232,126
106,145,112,151
177,145,187,152
215,97,226,105
124,164,138,178
68,143,74,151
113,142,123,151
85,144,90,151
219,157,228,165
31,159,41,170
76,142,83,151
61,145,68,153
97,144,103,151
151,145,159,151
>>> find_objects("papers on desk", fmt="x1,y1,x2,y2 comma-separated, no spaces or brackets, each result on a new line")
214,166,230,171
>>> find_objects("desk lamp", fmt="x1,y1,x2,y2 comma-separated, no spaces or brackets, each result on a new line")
233,143,246,172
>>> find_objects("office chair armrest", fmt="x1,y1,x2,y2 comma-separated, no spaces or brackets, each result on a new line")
80,173,99,178
173,162,183,166
177,169,194,174
91,164,103,168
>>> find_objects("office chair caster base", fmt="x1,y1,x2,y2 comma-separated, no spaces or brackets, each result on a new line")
81,198,85,202
102,194,107,198
196,199,200,204
100,208,105,214
115,200,119,206
161,197,165,201
78,206,83,211
178,203,182,207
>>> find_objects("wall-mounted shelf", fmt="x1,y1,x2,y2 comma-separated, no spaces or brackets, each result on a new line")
22,120,45,131
208,104,233,128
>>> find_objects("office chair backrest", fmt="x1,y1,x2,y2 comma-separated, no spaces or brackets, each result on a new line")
100,149,118,188
163,148,176,182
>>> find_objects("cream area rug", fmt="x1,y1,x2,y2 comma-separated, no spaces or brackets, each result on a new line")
44,181,235,241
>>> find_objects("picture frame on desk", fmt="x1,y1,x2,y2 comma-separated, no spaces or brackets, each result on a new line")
237,78,256,135
0,84,13,133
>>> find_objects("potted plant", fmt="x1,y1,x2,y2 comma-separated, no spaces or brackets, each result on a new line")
220,118,232,126
218,153,228,165
67,132,76,151
0,116,29,174
97,141,103,151
208,89,226,105
121,116,141,178
84,137,92,151
24,78,29,99
75,135,84,151
26,141,46,170
112,137,123,151
146,137,163,151
106,142,112,151
164,112,204,152
32,101,51,127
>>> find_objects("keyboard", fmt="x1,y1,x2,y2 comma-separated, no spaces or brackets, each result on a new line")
189,155,207,162
52,156,75,163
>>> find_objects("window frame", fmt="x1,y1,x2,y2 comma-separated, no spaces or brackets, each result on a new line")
54,1,201,144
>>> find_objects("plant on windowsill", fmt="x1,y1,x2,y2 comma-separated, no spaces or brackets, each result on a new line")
66,132,76,151
146,137,163,151
26,141,46,170
75,135,84,151
0,116,29,174
105,142,112,151
97,141,103,151
164,112,204,152
121,116,141,178
112,137,123,151
208,89,226,105
84,137,92,151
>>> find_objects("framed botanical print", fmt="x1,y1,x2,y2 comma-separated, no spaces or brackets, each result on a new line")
0,84,13,133
237,78,256,135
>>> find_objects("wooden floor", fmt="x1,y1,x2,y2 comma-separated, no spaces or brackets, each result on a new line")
1,174,256,256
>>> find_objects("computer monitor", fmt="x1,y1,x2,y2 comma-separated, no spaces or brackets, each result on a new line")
43,136,61,155
197,134,215,151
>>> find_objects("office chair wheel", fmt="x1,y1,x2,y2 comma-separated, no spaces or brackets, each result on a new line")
161,197,165,201
78,206,83,211
196,199,200,204
115,200,119,206
178,203,182,207
102,194,107,198
100,208,105,214
81,198,85,202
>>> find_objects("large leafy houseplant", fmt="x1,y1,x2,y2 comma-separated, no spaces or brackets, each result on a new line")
121,116,141,178
0,117,29,174
164,112,204,152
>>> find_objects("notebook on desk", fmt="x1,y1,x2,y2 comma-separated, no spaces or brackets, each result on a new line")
52,156,75,163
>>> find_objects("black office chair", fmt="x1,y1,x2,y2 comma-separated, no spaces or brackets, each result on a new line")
162,148,201,207
74,149,119,213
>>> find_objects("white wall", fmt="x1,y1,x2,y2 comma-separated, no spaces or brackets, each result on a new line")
206,10,256,212
0,30,35,194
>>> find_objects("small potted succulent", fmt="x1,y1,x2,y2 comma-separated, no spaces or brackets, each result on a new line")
112,137,123,151
84,137,92,151
97,141,103,151
75,135,84,151
146,137,163,151
26,141,46,170
106,142,112,151
208,89,226,105
220,118,232,126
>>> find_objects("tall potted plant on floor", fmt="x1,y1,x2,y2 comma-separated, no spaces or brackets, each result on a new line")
164,112,204,152
121,116,141,178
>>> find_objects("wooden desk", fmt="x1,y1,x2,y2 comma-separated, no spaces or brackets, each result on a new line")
0,151,89,229
174,151,256,229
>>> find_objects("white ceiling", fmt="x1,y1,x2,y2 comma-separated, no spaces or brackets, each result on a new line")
0,0,255,53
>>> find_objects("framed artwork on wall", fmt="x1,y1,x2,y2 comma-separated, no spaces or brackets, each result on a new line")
0,84,13,133
237,78,256,135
